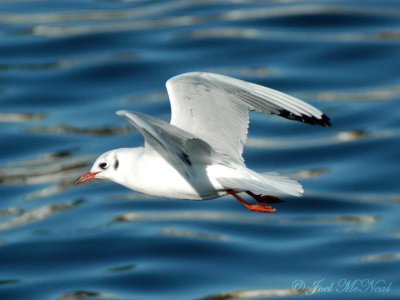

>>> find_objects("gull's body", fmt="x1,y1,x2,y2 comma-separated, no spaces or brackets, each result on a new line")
75,72,330,212
97,147,226,200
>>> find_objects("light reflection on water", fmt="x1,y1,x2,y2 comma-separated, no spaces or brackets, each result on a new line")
1,0,399,299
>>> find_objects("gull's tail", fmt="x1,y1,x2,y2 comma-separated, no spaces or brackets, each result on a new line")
259,172,303,197
216,168,303,197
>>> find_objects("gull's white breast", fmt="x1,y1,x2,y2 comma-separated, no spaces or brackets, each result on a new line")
122,152,225,200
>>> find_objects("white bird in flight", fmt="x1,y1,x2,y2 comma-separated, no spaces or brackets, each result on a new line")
75,72,330,213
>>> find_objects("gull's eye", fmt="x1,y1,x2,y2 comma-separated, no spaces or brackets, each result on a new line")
99,162,108,169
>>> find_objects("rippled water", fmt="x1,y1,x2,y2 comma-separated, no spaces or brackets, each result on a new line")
1,1,400,299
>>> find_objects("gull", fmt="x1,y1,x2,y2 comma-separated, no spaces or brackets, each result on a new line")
75,72,330,212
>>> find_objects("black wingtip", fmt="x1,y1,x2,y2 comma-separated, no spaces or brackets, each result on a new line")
320,114,332,127
278,110,331,127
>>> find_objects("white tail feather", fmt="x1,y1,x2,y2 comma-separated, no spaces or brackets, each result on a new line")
259,172,303,197
217,169,303,197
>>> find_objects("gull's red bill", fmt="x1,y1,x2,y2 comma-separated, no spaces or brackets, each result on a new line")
74,171,98,184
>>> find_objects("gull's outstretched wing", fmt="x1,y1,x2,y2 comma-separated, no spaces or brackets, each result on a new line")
116,110,213,177
167,72,330,164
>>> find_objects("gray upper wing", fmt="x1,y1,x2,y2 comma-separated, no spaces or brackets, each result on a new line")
166,72,330,164
116,110,213,177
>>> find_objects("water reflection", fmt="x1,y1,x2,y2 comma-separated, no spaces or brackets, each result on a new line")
0,199,84,231
58,290,115,300
0,207,23,216
337,130,369,142
361,252,400,263
107,264,136,273
0,112,45,122
31,16,202,37
123,91,166,104
3,3,395,40
114,210,252,223
160,226,227,241
0,1,189,24
309,191,399,205
26,182,72,201
279,214,379,225
27,124,132,136
308,82,400,102
0,52,136,72
208,66,274,78
294,168,328,179
200,287,304,300
0,279,20,286
186,27,400,42
0,149,96,200
0,152,94,185
247,128,399,149
113,209,381,233
220,5,400,21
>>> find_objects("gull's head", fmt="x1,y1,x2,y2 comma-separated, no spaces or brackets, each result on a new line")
74,150,121,185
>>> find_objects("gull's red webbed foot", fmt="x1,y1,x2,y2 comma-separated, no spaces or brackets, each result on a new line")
242,202,276,213
225,189,277,213
246,191,282,204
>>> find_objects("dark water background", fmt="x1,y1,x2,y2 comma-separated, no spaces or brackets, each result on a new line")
1,1,400,299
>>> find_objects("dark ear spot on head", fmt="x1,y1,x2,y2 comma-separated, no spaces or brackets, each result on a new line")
114,159,119,170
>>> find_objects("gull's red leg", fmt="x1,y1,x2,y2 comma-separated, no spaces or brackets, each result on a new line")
246,191,283,204
225,189,276,213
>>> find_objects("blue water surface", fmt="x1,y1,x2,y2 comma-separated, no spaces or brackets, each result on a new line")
1,1,400,299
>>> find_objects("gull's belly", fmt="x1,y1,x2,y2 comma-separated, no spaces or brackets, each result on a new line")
124,155,224,200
